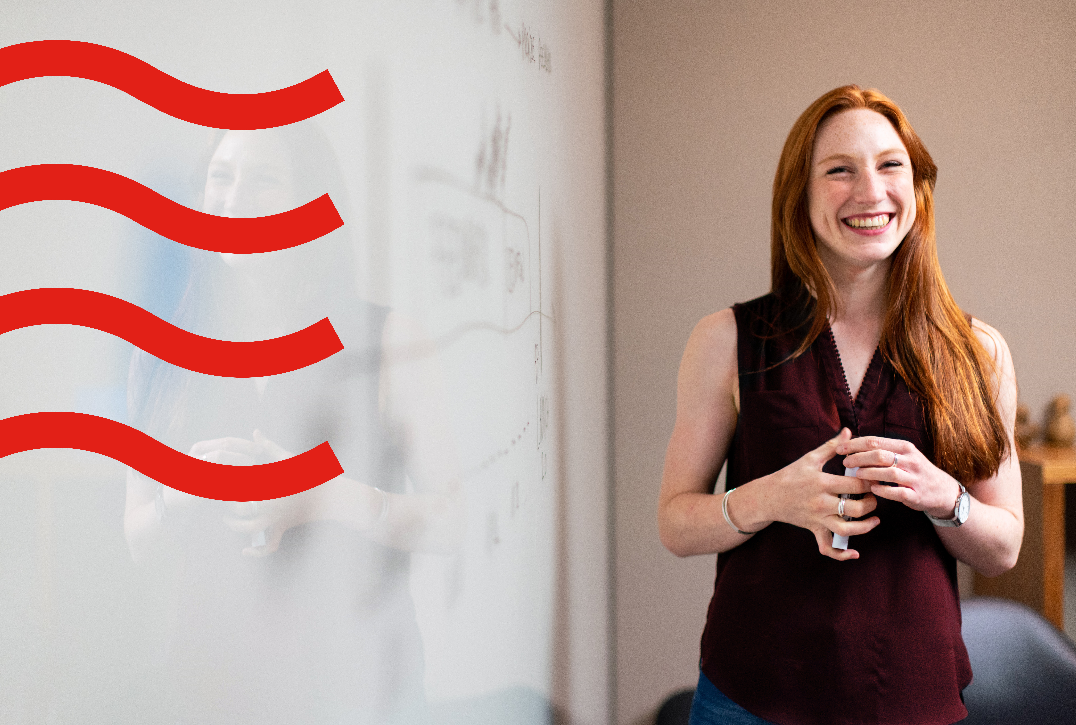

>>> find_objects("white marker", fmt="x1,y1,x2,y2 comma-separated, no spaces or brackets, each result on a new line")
248,501,266,548
832,467,859,550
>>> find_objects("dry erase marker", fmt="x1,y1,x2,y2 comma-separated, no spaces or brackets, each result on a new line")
832,467,859,550
248,501,267,548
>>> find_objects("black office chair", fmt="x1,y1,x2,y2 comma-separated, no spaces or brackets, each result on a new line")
961,596,1076,724
654,687,694,725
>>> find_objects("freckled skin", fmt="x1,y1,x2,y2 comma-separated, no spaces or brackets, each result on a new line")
807,109,916,276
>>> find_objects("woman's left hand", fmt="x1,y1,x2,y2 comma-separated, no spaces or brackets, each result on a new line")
836,436,963,519
221,430,310,557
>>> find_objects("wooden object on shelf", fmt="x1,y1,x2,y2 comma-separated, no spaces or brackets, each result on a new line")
1044,394,1076,448
974,445,1074,630
1015,402,1040,449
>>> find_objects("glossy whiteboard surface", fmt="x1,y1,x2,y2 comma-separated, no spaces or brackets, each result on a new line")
0,2,608,723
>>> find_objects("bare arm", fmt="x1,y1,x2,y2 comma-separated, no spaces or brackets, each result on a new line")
658,309,879,560
840,319,1022,577
224,311,463,556
370,310,463,552
658,309,743,556
124,469,162,564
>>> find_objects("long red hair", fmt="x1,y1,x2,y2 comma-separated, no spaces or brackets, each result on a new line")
771,85,1007,484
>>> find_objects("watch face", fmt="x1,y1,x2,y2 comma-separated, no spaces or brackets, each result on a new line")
956,492,970,523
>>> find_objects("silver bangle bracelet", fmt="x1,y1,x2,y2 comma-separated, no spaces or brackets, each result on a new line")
722,487,751,535
373,487,390,526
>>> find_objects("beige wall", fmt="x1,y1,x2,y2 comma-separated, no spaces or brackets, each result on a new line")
611,1,1076,723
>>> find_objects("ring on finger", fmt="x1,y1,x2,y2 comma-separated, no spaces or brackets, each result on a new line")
891,453,899,469
837,497,846,518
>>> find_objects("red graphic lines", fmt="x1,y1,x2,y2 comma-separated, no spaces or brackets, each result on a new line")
0,413,344,500
1,40,343,129
0,165,343,253
0,288,343,377
0,40,350,500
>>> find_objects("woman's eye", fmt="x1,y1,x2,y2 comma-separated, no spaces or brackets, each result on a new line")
881,160,904,169
826,166,850,175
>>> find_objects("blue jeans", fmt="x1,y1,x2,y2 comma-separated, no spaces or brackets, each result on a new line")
689,671,775,725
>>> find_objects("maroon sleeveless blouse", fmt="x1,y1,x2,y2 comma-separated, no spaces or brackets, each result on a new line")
699,294,971,725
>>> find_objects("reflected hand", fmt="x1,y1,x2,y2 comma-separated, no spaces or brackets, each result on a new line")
163,436,265,514
221,430,306,557
837,436,963,519
189,436,261,465
766,428,880,560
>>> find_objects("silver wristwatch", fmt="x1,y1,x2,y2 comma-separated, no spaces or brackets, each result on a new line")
926,482,969,527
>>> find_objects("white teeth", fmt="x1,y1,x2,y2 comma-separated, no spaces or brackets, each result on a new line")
845,214,890,229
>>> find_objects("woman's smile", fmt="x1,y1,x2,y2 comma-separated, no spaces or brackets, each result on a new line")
842,213,892,232
807,108,916,270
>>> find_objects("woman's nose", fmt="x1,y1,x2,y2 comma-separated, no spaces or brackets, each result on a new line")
220,177,249,218
853,168,887,204
205,180,242,218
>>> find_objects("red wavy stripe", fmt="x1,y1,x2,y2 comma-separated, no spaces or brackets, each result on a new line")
0,413,343,500
1,289,343,377
0,164,343,253
0,40,343,128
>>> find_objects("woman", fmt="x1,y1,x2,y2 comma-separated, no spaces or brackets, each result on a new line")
658,86,1022,724
124,124,460,725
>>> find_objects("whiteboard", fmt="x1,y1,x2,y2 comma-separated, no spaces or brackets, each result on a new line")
0,1,609,723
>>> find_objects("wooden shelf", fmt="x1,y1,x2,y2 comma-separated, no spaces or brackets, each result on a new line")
974,444,1073,630
1019,444,1076,484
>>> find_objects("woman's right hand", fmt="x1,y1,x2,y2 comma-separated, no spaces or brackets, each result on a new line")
755,427,881,560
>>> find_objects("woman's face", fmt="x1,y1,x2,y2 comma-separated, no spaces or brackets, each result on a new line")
204,130,296,271
807,108,916,274
204,130,297,217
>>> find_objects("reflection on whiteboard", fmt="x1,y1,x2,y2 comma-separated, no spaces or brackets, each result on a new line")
0,0,589,722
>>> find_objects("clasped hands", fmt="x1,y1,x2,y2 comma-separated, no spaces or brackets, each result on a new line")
766,428,964,561
162,431,305,556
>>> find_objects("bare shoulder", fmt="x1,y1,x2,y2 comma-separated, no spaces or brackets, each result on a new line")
684,308,737,366
970,317,1013,369
677,308,738,413
970,317,1017,424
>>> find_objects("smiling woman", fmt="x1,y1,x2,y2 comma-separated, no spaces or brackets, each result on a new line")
657,85,1022,725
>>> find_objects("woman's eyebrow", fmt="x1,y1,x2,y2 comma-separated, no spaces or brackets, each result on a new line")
815,148,908,166
815,153,854,165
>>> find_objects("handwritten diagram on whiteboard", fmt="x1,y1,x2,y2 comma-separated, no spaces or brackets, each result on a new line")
365,2,563,707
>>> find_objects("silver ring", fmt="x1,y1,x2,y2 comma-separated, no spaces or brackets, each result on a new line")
891,453,899,468
837,497,846,517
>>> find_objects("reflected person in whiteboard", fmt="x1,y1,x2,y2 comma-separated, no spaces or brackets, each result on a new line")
123,123,461,725
657,86,1021,725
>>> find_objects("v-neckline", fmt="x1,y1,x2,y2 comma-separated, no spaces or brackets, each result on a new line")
824,325,881,432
